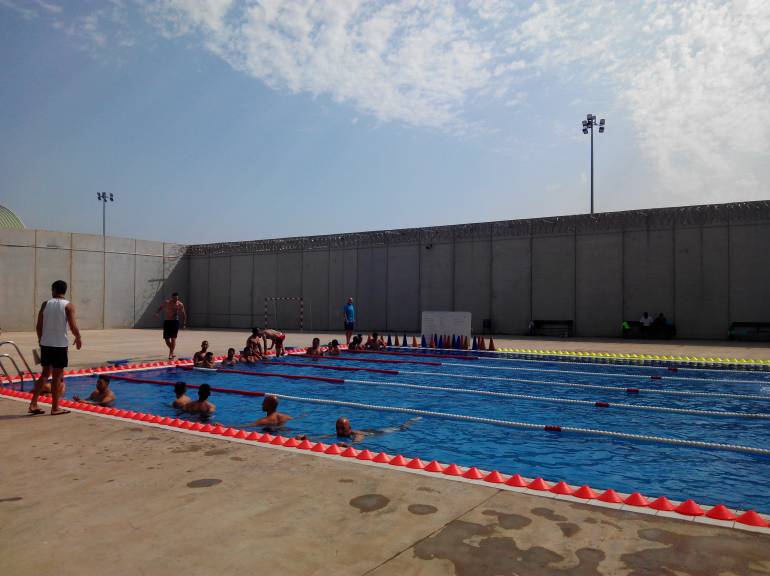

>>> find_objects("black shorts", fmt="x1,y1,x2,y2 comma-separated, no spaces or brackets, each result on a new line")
163,319,180,339
345,321,355,331
40,345,68,369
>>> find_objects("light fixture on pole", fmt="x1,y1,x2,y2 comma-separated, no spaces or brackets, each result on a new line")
581,114,605,214
96,192,114,236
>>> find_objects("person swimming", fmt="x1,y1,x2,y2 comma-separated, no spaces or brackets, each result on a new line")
326,339,341,356
199,351,216,369
333,416,420,446
306,337,323,357
248,395,292,430
172,381,191,408
221,347,238,367
183,383,216,414
73,375,115,407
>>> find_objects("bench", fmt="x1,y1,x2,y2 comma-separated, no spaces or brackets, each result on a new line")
530,320,574,338
621,321,676,339
729,322,770,342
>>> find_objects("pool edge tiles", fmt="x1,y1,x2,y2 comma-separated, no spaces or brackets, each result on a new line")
1,378,768,535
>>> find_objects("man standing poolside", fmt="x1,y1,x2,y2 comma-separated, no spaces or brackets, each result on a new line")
155,292,186,359
28,280,82,416
344,297,355,345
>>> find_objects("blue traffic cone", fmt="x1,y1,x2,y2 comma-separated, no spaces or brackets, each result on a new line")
387,334,392,347
421,334,427,348
472,336,478,350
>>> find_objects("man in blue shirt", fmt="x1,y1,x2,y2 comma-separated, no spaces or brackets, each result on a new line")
344,297,356,345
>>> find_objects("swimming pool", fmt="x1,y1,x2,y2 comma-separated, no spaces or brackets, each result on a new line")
45,349,770,515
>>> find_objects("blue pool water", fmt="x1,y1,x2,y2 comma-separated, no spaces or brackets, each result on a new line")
60,351,770,512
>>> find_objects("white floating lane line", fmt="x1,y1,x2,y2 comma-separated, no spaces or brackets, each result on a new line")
261,391,770,457
402,370,770,401
388,346,770,374
437,362,770,386
343,378,770,420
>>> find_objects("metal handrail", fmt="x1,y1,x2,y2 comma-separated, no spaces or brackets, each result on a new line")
0,341,34,376
0,354,26,390
0,358,13,386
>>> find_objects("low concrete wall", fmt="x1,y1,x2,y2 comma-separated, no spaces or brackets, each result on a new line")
0,229,186,331
185,201,770,339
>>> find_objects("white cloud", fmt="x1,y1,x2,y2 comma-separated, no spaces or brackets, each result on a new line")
5,0,768,202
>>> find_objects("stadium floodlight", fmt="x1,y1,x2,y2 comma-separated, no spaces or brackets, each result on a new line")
96,192,115,236
581,114,606,214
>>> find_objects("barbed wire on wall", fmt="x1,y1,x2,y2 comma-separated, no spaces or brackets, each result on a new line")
186,200,770,257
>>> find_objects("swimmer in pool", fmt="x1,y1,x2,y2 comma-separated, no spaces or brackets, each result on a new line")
183,383,216,414
172,381,192,408
326,339,341,356
306,337,323,357
246,328,264,357
192,340,209,366
248,395,292,429
73,375,115,407
199,351,216,369
300,416,421,446
221,347,238,367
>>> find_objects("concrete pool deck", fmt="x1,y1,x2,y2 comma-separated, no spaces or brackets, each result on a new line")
2,328,770,368
2,328,770,575
2,400,770,576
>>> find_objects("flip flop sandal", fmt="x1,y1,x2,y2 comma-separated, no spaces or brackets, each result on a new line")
28,408,45,415
50,409,71,416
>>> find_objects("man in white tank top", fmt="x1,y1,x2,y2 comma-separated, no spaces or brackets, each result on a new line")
28,280,82,416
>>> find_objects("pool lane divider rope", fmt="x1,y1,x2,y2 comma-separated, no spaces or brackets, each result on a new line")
1,384,768,530
98,372,770,456
200,364,770,419
389,345,770,369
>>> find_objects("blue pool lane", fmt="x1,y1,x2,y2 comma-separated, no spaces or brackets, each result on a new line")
57,351,770,513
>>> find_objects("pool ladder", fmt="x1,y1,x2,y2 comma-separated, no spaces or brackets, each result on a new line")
0,341,35,390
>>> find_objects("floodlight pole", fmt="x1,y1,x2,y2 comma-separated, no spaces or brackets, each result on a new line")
97,192,114,236
582,114,605,214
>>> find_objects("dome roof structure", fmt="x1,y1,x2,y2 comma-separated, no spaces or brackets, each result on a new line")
0,205,25,229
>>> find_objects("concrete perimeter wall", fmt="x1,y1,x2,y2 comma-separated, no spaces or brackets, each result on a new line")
185,201,770,339
0,229,186,331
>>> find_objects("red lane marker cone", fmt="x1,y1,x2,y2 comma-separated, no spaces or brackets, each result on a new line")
296,439,313,450
146,414,160,423
235,430,249,439
424,460,445,473
199,424,214,433
340,446,359,458
527,477,551,491
674,499,705,516
324,444,343,455
406,458,426,470
270,435,287,445
488,338,496,352
356,449,374,461
483,470,506,483
462,467,484,480
246,431,262,441
389,455,408,466
597,489,623,503
649,496,676,511
735,510,769,527
222,428,238,437
373,452,392,463
310,442,328,453
505,474,527,487
705,505,737,521
442,464,463,476
549,481,574,495
160,417,174,425
393,335,400,347
283,437,300,448
170,418,184,427
624,492,649,507
573,485,598,499
211,425,225,434
258,433,275,443
190,422,204,431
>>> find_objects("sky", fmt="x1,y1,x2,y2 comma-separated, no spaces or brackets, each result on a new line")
1,1,768,244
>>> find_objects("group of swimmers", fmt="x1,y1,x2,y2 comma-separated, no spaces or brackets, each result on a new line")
347,332,386,351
